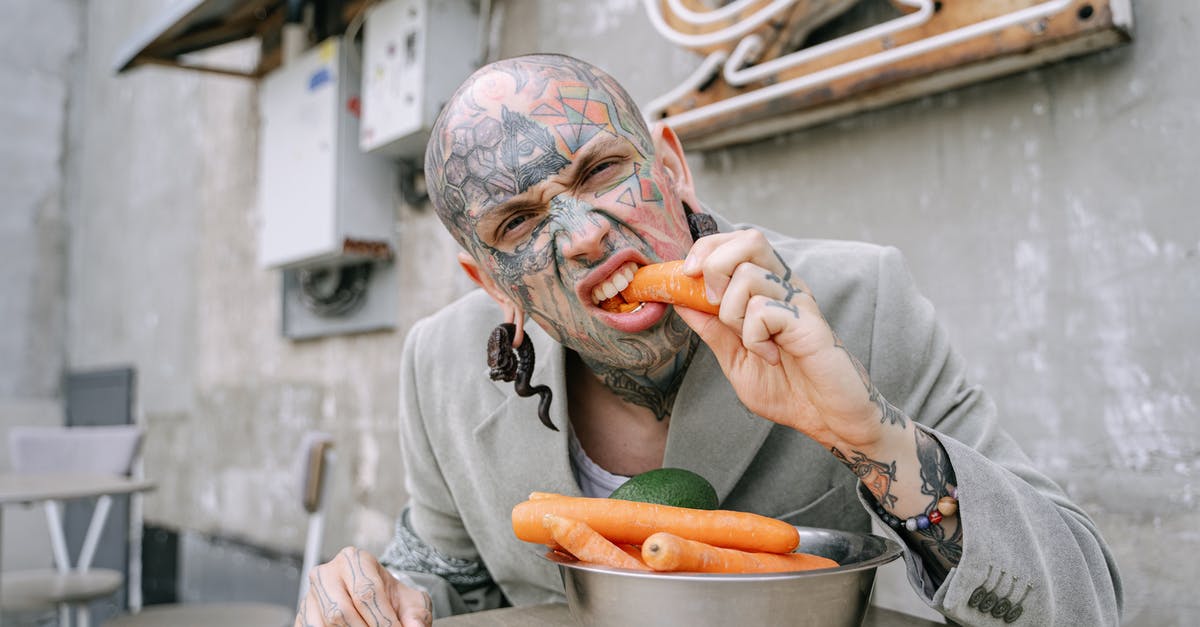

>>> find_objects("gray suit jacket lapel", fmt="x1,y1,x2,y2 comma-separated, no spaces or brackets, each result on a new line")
663,343,774,505
472,324,581,509
470,321,773,507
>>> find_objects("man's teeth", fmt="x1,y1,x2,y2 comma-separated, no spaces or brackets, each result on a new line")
591,262,638,305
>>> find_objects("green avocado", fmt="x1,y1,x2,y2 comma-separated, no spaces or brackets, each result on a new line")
609,467,719,510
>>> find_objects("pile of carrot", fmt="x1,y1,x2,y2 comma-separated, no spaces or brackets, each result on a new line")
512,493,838,574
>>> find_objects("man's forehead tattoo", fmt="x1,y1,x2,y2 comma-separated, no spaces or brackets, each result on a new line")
500,105,570,193
426,54,652,246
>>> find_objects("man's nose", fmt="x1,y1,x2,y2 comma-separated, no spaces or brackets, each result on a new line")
553,196,610,261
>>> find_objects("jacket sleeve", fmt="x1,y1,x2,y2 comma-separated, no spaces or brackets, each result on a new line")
864,246,1122,625
378,315,503,616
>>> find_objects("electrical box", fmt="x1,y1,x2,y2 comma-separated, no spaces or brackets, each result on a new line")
359,0,481,159
257,38,397,269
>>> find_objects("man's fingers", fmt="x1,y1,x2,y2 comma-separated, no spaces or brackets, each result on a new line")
681,232,737,274
337,548,405,627
307,565,369,626
676,306,744,372
396,587,434,627
685,230,789,304
717,261,803,332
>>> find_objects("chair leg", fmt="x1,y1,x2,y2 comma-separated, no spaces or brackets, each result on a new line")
77,605,90,627
58,603,70,627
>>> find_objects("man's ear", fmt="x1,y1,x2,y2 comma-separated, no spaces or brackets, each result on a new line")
458,251,487,289
458,251,527,344
651,122,699,207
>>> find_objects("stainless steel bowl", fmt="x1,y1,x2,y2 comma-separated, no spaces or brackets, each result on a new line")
547,526,902,627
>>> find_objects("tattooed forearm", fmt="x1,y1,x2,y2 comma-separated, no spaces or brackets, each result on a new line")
832,446,899,509
916,427,955,500
831,330,908,428
835,428,962,586
911,428,962,577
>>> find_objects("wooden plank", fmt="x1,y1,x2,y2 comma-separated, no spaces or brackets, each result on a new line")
660,0,1133,149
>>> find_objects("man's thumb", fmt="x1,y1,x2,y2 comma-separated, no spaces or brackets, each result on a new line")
675,307,741,364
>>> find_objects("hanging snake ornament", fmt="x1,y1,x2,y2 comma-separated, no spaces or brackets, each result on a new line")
488,322,556,431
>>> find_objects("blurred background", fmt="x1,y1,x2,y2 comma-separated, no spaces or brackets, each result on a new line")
0,0,1195,625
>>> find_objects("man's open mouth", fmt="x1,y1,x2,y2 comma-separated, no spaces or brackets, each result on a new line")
590,261,644,313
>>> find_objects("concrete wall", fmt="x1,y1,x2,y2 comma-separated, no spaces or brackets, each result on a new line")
5,0,1194,624
501,1,1197,624
0,0,79,572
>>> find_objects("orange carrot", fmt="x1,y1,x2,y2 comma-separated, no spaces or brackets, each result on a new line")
618,543,648,567
543,514,649,571
512,494,799,554
641,531,838,574
597,260,719,314
616,260,719,315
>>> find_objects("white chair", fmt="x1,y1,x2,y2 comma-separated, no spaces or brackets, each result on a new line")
106,431,334,627
2,424,144,627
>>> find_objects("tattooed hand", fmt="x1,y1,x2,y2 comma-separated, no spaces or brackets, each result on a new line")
676,229,962,580
296,546,432,627
675,229,897,451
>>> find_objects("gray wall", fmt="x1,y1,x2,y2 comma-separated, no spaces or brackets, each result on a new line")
2,0,1195,624
0,0,78,572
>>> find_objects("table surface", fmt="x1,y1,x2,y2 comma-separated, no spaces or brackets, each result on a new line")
0,473,156,503
433,603,941,626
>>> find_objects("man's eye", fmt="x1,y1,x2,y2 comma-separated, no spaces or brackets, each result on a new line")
585,161,616,180
502,214,531,234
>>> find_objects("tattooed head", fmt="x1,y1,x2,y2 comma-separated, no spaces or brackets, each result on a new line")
425,54,697,373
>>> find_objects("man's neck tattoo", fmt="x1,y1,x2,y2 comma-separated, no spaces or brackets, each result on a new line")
583,329,700,421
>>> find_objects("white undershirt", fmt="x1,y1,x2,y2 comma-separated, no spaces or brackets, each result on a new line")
568,427,630,498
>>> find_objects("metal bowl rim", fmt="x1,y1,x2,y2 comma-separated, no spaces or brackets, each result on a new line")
544,526,903,583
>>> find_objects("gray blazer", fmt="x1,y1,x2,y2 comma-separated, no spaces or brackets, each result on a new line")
395,223,1121,625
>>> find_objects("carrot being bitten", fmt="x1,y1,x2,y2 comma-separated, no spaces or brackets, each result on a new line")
599,260,719,315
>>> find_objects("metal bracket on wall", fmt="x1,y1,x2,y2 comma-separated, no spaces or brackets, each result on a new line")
297,262,373,317
643,0,1134,150
281,259,398,340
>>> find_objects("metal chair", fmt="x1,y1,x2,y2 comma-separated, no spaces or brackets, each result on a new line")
106,431,334,627
2,425,144,627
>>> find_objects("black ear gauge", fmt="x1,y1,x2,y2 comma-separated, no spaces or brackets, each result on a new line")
683,201,717,241
486,323,556,431
968,565,994,608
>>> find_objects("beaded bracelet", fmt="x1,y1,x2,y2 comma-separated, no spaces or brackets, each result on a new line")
871,486,959,532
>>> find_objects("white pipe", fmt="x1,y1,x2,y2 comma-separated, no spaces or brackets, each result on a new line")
644,50,729,120
665,0,767,26
724,34,765,81
299,510,326,608
723,0,934,86
77,495,113,571
642,0,800,49
658,0,1074,131
297,448,334,611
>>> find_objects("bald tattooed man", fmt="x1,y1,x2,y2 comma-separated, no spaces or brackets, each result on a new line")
296,54,1120,627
